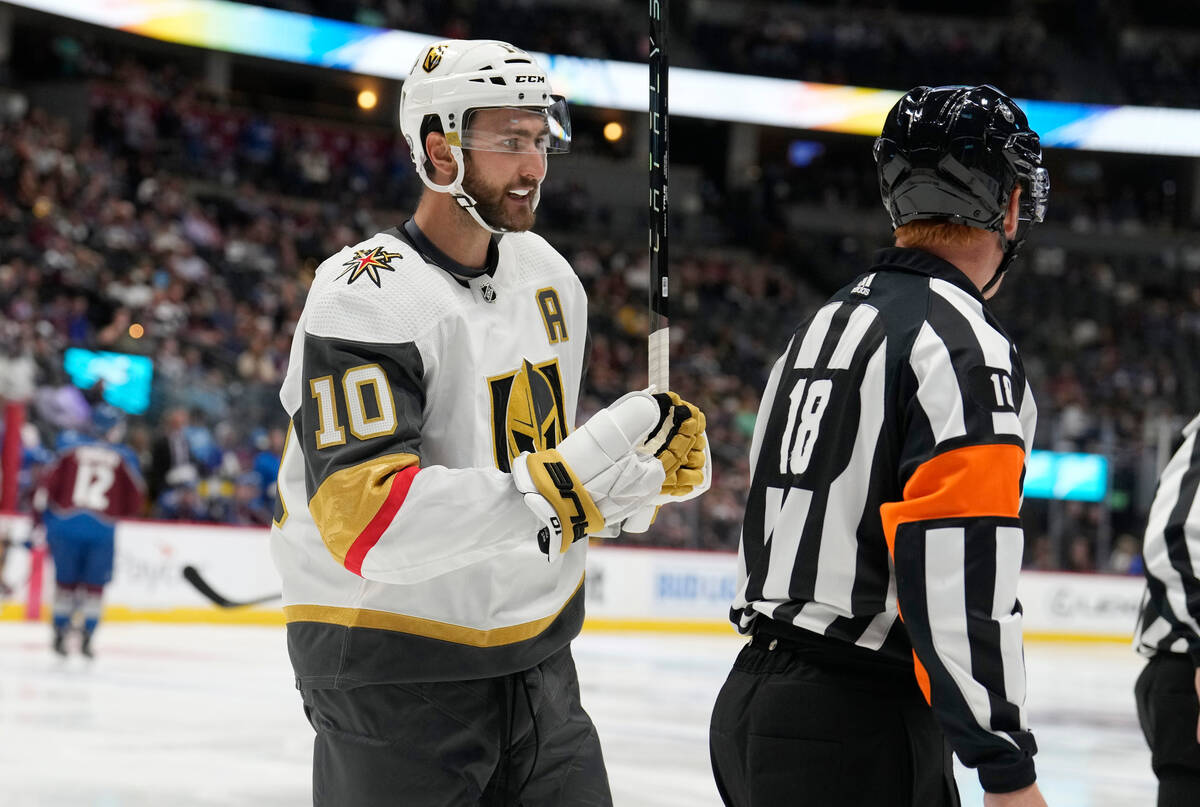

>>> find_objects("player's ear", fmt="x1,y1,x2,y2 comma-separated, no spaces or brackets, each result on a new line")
424,131,457,185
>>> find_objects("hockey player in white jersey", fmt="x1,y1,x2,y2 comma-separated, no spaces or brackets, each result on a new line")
270,39,710,807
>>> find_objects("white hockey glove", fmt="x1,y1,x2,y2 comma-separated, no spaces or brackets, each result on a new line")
512,390,666,560
623,391,713,534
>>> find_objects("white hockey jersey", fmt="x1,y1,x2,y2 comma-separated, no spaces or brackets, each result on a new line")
270,223,590,686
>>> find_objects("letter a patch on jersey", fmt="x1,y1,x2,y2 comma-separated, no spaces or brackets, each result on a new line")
536,288,568,343
488,358,567,472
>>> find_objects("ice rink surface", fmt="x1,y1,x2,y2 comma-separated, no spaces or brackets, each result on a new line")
0,622,1157,806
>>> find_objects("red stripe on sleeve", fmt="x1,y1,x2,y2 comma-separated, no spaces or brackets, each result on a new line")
342,466,420,576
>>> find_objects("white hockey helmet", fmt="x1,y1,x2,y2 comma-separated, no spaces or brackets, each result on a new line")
399,39,571,233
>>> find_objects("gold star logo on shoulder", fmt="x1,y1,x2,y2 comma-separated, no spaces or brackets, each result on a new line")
336,246,404,287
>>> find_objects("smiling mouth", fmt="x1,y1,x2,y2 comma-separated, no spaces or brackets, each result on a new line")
506,188,534,202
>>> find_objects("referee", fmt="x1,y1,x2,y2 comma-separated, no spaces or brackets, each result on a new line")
1135,413,1200,806
709,85,1051,807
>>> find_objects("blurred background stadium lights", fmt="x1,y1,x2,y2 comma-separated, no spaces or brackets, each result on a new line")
10,0,1200,156
1,0,1199,574
356,88,378,110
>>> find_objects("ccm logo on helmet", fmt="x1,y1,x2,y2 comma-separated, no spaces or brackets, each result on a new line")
515,75,546,83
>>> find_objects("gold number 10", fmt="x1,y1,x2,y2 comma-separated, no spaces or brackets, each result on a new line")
309,363,397,450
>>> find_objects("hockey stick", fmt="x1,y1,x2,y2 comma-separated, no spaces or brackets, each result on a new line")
182,565,280,608
622,0,670,536
648,0,669,392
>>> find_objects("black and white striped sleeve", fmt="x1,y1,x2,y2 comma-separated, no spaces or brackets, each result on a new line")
880,278,1038,794
1140,414,1200,665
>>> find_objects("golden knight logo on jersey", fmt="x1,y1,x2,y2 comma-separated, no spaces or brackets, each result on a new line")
488,358,567,473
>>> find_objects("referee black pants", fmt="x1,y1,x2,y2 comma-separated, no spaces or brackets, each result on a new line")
1136,653,1200,807
710,626,959,807
301,644,611,807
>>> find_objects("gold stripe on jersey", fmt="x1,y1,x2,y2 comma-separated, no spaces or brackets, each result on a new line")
309,452,420,565
272,421,295,529
283,573,585,646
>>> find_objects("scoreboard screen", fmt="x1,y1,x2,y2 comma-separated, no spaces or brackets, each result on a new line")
1025,450,1109,503
63,348,154,415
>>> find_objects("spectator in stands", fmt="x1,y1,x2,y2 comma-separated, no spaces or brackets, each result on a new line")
148,407,198,506
252,426,285,514
156,481,211,522
212,472,273,526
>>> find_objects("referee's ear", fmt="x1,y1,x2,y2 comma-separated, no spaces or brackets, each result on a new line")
1003,186,1022,241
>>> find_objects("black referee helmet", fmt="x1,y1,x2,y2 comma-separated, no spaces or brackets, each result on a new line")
874,85,1050,285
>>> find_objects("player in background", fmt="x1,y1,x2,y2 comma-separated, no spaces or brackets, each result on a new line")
34,406,145,657
271,39,710,807
1134,412,1200,806
0,532,12,599
709,85,1051,807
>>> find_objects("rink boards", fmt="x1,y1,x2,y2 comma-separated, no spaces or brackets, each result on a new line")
0,514,1144,643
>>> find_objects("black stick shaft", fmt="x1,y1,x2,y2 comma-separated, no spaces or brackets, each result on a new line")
649,0,669,390
182,565,280,609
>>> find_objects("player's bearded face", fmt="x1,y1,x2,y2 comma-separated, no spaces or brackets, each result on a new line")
462,150,542,232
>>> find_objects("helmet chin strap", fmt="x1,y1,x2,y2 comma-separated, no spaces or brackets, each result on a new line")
453,192,509,235
981,257,1009,296
982,229,1022,296
425,145,548,236
457,165,542,235
416,145,512,235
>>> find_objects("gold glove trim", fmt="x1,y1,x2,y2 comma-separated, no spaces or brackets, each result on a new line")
655,397,707,495
526,448,604,552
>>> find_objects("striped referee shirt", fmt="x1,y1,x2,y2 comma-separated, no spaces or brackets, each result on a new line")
732,247,1038,793
1135,412,1200,666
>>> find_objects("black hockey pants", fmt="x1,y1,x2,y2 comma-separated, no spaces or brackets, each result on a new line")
1136,653,1200,807
301,644,611,807
709,623,960,807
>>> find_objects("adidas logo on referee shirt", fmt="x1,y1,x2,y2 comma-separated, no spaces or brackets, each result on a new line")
851,273,876,298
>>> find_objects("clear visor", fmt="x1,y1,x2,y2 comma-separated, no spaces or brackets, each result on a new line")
459,97,571,155
1024,166,1050,224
